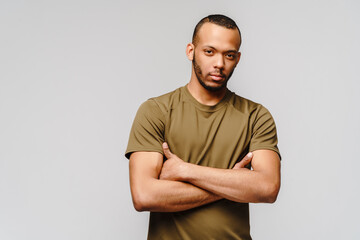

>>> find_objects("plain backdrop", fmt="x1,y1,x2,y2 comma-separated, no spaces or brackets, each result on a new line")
1,0,359,239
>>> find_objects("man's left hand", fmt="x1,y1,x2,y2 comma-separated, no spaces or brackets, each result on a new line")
159,142,188,181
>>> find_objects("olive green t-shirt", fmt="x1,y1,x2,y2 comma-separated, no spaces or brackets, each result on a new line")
125,85,281,240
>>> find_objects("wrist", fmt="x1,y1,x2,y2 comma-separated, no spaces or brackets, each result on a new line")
179,161,192,182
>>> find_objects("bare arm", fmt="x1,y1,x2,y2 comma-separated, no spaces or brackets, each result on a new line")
160,143,281,203
129,151,252,212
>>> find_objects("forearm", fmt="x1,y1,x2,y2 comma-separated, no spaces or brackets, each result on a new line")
129,151,221,212
131,178,221,212
161,147,281,203
182,164,278,203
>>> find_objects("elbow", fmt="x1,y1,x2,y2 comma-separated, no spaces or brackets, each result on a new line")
133,197,146,212
265,186,279,203
131,188,153,212
133,202,148,212
132,193,149,212
260,182,280,203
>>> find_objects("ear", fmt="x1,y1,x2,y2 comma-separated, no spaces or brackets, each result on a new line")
186,43,195,61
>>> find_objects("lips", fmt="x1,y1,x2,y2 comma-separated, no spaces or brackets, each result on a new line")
210,74,225,81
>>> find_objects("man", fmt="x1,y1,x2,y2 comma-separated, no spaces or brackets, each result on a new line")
125,14,281,240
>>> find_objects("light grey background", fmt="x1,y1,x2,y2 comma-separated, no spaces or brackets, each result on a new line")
1,0,359,239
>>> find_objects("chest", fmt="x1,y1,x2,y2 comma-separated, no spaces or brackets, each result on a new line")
164,104,252,167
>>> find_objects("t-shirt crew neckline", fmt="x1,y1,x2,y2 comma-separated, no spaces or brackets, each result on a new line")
182,84,233,112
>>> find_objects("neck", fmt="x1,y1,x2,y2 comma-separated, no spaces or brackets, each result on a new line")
187,75,228,106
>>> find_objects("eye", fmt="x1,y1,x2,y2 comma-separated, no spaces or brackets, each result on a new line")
226,54,235,59
204,49,213,55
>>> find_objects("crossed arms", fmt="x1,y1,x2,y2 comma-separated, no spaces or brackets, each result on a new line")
129,142,281,212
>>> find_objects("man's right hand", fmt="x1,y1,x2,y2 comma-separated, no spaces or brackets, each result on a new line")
233,152,253,170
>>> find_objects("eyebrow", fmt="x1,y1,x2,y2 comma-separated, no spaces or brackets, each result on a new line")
203,45,238,53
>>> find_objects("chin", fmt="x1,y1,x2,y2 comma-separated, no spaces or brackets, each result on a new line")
202,82,227,92
195,73,228,92
207,79,228,88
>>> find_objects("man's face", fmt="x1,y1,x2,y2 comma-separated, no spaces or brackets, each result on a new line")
191,23,241,92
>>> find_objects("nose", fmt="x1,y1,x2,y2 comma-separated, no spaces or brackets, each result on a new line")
213,54,225,69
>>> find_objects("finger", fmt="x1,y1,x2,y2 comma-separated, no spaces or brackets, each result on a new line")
234,152,253,169
233,162,241,169
162,142,173,159
239,152,253,167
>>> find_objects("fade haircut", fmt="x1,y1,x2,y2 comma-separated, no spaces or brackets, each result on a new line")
192,14,242,47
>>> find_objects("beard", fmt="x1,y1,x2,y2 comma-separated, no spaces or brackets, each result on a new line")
192,53,234,92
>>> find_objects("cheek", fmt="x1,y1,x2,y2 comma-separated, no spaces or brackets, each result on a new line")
225,61,237,71
198,59,212,72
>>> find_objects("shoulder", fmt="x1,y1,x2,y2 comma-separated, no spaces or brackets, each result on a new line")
141,87,184,114
227,92,275,127
228,92,268,115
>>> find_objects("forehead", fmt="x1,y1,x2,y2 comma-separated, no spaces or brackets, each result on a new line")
196,22,241,50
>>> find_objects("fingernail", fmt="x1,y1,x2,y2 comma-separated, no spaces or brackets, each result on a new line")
247,152,253,157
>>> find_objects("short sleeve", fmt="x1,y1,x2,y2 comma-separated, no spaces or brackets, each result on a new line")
125,99,165,159
248,105,281,160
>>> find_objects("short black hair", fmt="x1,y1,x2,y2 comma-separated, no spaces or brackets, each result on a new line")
192,14,241,47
